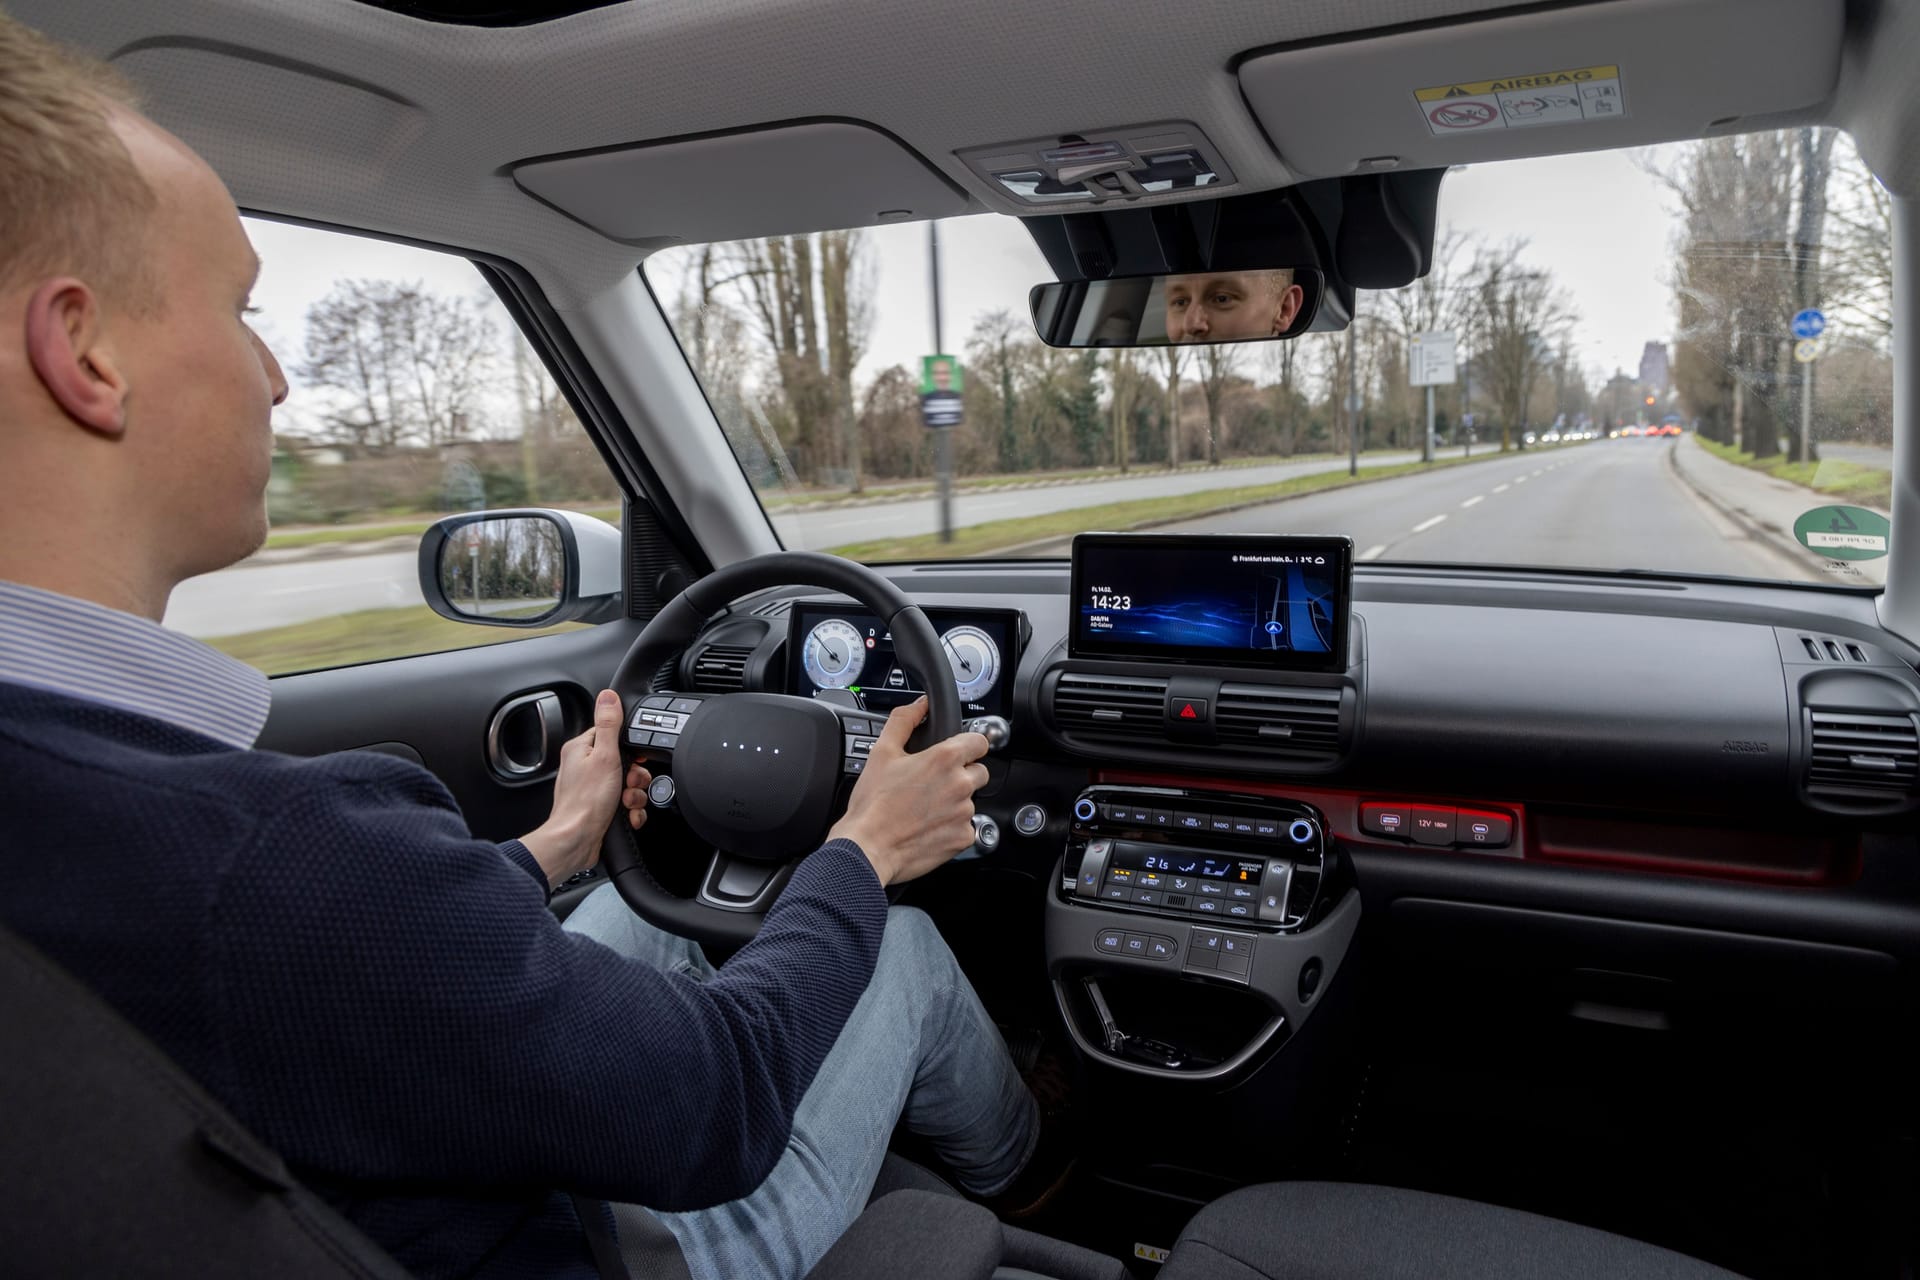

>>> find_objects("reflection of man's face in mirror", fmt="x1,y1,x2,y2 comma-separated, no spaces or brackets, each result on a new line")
1164,270,1303,343
931,360,954,390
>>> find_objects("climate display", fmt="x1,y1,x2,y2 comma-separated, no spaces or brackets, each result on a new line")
1070,533,1352,671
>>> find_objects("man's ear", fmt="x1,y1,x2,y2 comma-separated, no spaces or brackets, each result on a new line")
23,277,130,439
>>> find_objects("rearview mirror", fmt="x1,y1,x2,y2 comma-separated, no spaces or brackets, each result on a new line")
417,508,624,628
1029,267,1323,348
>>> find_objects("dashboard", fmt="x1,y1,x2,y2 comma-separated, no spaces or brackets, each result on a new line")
788,603,1022,720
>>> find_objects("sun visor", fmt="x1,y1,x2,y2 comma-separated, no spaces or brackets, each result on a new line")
1238,0,1843,179
511,121,970,248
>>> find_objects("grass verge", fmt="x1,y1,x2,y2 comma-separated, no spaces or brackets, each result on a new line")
205,605,586,675
1695,437,1891,510
261,504,622,552
822,449,1515,561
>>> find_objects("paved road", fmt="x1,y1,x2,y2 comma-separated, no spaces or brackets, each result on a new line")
1128,437,1820,582
162,444,1484,637
165,439,1819,638
769,444,1487,549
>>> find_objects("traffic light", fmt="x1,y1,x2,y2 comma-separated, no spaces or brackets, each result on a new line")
1644,395,1655,405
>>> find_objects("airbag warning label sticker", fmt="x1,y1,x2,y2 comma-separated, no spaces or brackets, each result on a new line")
1415,64,1624,135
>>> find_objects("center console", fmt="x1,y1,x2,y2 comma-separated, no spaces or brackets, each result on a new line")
1044,783,1361,1080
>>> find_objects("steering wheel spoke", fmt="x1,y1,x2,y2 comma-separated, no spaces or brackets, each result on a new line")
698,850,796,912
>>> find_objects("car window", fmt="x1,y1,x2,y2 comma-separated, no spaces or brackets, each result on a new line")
648,127,1891,588
161,221,620,675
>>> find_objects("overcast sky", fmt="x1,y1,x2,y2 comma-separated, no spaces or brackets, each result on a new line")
243,143,1696,435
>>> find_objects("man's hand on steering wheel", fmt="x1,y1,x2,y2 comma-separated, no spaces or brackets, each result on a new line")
521,689,651,888
829,697,991,887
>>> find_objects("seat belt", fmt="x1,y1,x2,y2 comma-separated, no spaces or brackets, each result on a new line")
570,1194,635,1280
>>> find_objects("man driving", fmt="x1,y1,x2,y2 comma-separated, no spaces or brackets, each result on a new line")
1163,268,1304,343
0,13,1062,1280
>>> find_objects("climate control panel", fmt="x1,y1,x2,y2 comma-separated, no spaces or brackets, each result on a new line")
1059,785,1328,935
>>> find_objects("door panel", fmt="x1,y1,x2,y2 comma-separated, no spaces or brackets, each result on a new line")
256,620,644,844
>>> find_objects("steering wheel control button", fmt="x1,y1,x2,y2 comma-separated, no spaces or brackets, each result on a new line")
842,756,866,775
640,695,673,710
1073,798,1098,823
1013,804,1047,836
1409,805,1458,846
1216,933,1255,980
1458,809,1513,847
1096,930,1124,953
668,697,702,714
1361,803,1410,838
646,775,676,808
649,732,680,749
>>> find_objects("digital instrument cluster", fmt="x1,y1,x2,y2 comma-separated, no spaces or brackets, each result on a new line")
789,605,1019,719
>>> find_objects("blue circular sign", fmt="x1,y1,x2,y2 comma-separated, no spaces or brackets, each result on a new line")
1791,308,1827,340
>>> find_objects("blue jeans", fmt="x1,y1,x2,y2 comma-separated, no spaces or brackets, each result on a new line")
563,885,1040,1280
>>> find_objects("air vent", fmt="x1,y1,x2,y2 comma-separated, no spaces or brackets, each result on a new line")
690,643,754,692
1216,683,1343,757
1051,673,1168,740
1800,634,1870,664
1807,710,1919,795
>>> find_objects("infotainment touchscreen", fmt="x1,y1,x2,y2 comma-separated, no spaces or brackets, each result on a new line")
1069,533,1352,671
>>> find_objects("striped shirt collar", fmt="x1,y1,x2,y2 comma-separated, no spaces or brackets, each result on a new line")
0,580,270,749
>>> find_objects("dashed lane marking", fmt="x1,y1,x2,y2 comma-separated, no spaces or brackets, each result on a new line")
1493,483,1510,493
1359,544,1388,561
1411,514,1448,533
1461,495,1485,508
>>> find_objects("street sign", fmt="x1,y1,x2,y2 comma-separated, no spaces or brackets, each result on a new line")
1408,331,1457,386
1793,505,1889,561
920,353,964,429
919,391,963,428
1791,308,1827,340
1794,338,1822,364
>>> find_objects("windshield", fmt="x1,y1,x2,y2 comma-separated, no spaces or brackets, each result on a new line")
645,128,1892,586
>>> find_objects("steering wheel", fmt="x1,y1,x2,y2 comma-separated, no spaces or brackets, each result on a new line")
599,551,961,949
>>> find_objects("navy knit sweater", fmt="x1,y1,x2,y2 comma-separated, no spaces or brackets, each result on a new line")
0,683,889,1278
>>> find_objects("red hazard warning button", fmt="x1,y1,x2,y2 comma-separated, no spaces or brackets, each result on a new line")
1172,698,1209,723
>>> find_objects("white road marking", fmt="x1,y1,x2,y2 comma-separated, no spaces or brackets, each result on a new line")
1514,475,1528,484
1460,495,1485,508
1492,483,1510,493
1359,544,1388,561
1531,469,1545,477
1411,514,1448,534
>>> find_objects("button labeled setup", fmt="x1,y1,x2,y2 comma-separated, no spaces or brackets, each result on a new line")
1409,805,1457,846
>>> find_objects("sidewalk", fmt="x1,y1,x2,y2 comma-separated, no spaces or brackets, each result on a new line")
1668,434,1889,587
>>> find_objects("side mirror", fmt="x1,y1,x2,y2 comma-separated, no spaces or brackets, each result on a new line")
417,508,623,628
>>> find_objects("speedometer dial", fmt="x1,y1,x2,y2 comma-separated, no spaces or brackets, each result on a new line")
802,618,867,690
941,625,1002,703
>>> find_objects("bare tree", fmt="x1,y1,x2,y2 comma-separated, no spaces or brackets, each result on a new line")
1157,345,1187,468
1466,242,1573,451
1196,343,1237,464
301,280,498,450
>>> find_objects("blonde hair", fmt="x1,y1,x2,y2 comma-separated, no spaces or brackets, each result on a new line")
0,10,155,302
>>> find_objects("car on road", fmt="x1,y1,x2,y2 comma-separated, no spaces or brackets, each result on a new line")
8,2,1918,1279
